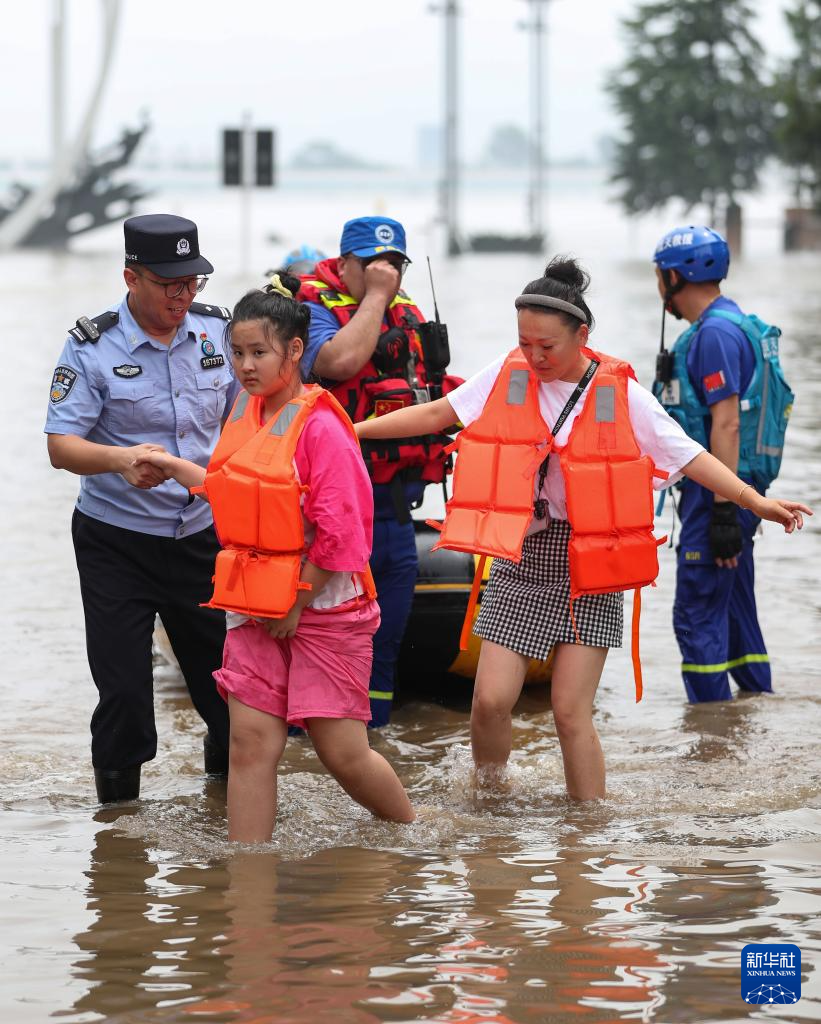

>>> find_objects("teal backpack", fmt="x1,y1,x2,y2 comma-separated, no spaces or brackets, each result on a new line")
654,309,794,491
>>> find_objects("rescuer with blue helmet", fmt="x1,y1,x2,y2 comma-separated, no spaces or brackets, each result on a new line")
652,225,782,702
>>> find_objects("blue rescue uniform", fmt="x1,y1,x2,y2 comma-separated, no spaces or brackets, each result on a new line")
671,297,772,701
45,296,241,770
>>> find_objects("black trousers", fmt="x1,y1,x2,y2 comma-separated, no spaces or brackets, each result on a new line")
71,510,229,770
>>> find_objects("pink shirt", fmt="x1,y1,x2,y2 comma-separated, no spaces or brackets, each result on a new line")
294,403,373,575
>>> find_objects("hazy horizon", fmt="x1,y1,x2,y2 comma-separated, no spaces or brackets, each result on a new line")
7,0,795,173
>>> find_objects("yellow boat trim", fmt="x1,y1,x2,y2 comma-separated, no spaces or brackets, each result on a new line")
681,653,770,673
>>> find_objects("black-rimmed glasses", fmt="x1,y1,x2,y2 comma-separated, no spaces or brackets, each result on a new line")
358,254,411,278
133,270,209,299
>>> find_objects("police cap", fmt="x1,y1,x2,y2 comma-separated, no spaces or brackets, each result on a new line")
124,213,214,278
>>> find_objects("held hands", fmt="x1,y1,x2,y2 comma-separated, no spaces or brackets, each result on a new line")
262,604,302,640
121,443,168,489
135,448,176,476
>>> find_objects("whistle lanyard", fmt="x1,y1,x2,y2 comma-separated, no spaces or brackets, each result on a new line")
533,359,599,520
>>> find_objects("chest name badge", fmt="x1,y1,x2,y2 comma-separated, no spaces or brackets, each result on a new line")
660,379,681,406
50,365,78,403
201,354,225,370
113,364,143,378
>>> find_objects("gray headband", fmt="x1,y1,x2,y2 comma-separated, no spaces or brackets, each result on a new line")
514,293,587,322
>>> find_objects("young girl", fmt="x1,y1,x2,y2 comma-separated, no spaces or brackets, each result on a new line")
355,257,811,802
138,274,414,840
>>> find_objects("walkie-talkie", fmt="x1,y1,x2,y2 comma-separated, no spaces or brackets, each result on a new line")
417,257,451,400
655,303,673,385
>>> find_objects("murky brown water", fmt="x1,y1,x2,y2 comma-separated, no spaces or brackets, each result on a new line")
2,178,820,1022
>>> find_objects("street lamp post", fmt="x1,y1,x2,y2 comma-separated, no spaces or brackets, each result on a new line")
431,1,462,256
521,0,552,247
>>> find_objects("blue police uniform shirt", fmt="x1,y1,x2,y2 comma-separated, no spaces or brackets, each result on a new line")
302,300,425,517
44,295,241,539
686,295,756,409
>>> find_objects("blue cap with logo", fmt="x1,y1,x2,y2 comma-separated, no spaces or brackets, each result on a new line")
339,216,410,261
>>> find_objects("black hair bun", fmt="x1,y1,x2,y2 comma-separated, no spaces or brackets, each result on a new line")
276,270,301,297
543,255,590,294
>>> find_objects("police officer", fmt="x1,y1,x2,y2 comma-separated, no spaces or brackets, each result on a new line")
45,214,239,802
297,216,453,726
652,225,779,703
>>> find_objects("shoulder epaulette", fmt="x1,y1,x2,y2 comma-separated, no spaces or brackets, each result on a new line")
68,311,119,344
190,301,232,320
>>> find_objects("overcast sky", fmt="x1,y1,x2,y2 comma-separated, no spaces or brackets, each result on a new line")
7,0,795,168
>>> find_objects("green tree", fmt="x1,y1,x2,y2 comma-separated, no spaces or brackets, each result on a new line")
774,0,821,209
606,0,773,222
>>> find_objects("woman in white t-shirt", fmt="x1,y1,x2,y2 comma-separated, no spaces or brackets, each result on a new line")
355,257,810,801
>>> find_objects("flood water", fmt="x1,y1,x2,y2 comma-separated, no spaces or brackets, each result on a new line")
2,169,820,1022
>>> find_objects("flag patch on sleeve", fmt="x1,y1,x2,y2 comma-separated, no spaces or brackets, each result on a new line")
703,370,726,393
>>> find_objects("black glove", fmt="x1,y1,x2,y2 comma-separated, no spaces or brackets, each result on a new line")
709,502,743,561
372,327,410,375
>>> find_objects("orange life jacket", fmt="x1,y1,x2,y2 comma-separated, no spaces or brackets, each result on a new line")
298,258,461,486
197,385,376,618
429,348,667,700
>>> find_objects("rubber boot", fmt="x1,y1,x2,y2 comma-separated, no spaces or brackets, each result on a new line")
94,766,141,804
203,732,229,777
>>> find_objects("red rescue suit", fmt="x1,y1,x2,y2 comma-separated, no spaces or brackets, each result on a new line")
298,258,459,486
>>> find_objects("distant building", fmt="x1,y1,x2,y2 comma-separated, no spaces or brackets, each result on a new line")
290,140,386,171
481,124,532,168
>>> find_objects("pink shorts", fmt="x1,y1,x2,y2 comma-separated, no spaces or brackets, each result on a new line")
214,600,380,729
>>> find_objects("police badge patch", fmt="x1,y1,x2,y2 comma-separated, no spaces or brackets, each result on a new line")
113,364,143,378
50,365,78,403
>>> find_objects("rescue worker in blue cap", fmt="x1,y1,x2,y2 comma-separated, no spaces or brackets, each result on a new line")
652,225,795,702
45,213,241,803
296,216,458,726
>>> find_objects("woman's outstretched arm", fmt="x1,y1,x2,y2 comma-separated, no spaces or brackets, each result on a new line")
681,451,812,532
354,396,459,440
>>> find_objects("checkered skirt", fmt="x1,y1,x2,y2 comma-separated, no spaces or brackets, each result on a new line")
473,519,623,659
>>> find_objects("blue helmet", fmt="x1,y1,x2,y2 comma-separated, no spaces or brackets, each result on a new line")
653,225,730,282
281,244,327,275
